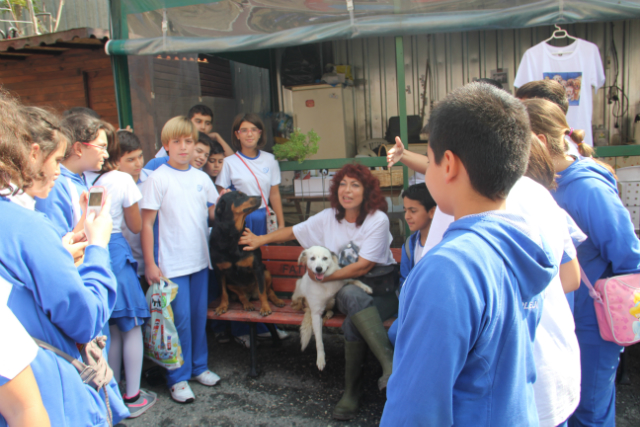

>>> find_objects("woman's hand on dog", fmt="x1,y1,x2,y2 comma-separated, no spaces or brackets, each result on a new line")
145,263,164,285
239,228,261,251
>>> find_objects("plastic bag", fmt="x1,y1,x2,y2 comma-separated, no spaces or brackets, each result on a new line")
143,278,184,370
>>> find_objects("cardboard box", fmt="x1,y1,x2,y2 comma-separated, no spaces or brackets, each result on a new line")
294,176,332,197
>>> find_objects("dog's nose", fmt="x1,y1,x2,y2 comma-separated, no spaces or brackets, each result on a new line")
315,266,323,273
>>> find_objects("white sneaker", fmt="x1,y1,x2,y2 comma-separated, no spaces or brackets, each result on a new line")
170,381,195,404
192,370,220,386
257,327,290,340
234,334,252,349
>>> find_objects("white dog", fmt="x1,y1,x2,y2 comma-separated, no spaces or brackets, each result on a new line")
291,246,372,370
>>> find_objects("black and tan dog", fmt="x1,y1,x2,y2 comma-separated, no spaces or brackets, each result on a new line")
210,191,284,316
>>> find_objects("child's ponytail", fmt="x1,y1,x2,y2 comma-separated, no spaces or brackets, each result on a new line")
566,127,594,157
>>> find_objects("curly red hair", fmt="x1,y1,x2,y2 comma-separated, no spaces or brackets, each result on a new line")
329,163,388,226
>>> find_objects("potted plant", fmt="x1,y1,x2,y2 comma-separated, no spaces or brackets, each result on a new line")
272,128,320,163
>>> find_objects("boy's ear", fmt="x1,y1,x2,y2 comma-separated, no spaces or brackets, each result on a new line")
442,150,462,183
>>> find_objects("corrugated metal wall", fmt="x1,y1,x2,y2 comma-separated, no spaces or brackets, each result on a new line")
332,20,640,146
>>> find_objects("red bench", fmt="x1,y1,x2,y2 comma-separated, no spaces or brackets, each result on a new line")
207,245,401,376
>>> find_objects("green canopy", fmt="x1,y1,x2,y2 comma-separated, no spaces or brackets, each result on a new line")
107,0,640,55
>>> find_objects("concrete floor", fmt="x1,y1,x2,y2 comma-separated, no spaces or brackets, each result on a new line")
122,327,640,427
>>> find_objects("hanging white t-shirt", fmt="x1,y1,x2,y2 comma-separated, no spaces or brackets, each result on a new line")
293,208,396,265
85,170,142,234
0,276,38,386
409,172,425,186
215,151,281,209
141,164,218,278
514,39,606,146
122,169,151,275
424,177,581,427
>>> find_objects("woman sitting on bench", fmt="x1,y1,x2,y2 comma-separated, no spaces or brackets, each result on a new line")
240,163,397,421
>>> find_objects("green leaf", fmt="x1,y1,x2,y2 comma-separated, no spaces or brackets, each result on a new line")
273,129,320,163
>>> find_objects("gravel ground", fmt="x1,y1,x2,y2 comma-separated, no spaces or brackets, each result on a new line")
122,327,640,427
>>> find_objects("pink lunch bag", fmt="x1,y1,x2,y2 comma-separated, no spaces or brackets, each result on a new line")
581,267,640,346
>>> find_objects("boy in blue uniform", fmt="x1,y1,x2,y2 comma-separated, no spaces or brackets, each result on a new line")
141,116,221,403
388,183,436,346
381,83,557,426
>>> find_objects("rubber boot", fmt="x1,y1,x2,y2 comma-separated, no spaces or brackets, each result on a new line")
350,306,393,391
332,340,366,421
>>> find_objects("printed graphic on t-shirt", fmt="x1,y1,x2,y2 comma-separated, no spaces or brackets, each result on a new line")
543,72,583,106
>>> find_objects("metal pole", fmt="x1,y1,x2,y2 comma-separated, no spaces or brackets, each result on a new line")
109,0,133,129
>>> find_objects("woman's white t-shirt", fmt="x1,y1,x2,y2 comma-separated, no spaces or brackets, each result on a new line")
215,151,281,209
84,170,142,234
424,177,581,427
293,208,396,265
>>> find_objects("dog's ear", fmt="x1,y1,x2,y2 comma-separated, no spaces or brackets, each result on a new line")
331,252,339,266
298,250,307,265
215,198,226,217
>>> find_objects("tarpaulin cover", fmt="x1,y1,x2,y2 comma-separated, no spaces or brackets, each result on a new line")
107,0,640,55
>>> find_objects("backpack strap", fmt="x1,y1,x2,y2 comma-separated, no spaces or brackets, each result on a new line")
579,265,604,303
234,152,271,216
32,338,86,373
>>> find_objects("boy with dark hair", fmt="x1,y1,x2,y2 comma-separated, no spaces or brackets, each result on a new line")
398,183,436,289
155,104,233,158
387,183,437,347
381,83,557,426
117,130,149,280
191,132,213,170
204,141,225,181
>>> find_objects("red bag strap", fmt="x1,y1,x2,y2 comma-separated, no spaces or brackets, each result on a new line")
234,152,270,214
579,265,603,303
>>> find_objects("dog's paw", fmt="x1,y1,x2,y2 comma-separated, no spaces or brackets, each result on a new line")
214,306,228,316
259,307,272,316
242,304,255,312
273,298,286,308
322,310,334,324
317,353,326,371
361,284,373,294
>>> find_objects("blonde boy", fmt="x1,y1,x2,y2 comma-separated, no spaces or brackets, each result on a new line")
140,116,220,403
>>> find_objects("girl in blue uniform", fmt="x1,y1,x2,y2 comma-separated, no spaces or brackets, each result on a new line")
85,132,155,417
0,101,128,426
525,99,640,427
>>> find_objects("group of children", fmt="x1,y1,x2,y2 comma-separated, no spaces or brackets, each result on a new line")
381,79,640,427
2,76,639,427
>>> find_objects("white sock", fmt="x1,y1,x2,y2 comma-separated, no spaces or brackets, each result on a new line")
122,325,144,398
108,325,123,383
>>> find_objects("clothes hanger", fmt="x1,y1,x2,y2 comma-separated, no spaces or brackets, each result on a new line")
544,24,578,55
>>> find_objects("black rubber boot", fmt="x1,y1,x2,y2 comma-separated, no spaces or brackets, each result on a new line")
332,340,366,421
350,306,394,391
